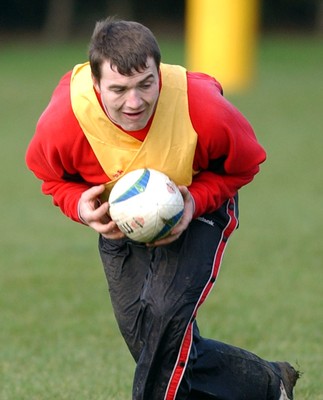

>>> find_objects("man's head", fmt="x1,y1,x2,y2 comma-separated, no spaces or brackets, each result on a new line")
89,18,161,132
89,17,161,81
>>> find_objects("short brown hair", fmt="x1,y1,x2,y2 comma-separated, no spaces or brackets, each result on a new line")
89,17,161,81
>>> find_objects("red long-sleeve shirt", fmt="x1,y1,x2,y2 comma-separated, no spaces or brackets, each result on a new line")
26,69,266,223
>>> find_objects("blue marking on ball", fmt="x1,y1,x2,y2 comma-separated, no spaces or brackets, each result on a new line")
151,209,184,242
110,169,150,204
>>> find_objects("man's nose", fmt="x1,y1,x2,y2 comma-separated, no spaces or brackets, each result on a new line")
125,89,143,109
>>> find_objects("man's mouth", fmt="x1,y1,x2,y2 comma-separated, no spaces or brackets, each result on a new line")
123,110,144,118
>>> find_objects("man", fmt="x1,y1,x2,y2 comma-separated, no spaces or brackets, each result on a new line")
26,17,299,400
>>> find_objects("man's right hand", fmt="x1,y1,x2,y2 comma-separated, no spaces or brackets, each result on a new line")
78,184,125,240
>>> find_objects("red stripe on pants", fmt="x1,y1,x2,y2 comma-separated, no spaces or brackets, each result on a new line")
164,198,238,400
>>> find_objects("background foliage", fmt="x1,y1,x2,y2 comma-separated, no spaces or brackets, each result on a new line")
1,0,322,38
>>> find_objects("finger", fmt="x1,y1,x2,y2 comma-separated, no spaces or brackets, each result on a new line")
81,184,106,202
92,201,109,220
97,221,126,240
89,219,117,235
171,206,192,233
178,185,190,199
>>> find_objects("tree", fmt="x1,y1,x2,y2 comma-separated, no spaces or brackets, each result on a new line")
316,0,323,33
42,0,76,41
105,0,134,19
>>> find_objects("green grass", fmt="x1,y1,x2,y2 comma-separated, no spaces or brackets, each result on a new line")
0,35,322,399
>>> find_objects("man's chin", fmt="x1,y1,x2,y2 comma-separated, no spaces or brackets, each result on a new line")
120,119,148,132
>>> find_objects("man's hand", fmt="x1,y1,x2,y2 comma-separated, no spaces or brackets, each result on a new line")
78,185,125,240
147,186,194,247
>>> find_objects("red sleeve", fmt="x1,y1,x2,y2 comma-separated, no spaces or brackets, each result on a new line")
25,72,108,222
187,72,266,217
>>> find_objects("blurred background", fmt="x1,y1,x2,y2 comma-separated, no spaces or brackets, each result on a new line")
1,1,322,399
1,0,322,39
1,0,322,90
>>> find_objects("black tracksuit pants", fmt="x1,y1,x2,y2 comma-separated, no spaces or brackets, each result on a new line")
99,197,283,399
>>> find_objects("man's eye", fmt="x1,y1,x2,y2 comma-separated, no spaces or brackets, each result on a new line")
109,86,126,93
111,87,125,93
140,82,152,90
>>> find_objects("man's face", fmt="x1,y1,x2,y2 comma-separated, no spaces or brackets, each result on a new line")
93,57,160,131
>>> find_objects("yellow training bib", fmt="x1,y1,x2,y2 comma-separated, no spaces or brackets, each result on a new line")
70,62,198,199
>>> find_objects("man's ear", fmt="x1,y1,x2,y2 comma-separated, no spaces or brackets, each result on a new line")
92,74,100,93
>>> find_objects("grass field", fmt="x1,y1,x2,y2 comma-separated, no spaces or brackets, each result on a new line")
0,34,322,399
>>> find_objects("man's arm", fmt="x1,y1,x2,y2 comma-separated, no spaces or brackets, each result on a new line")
187,72,266,217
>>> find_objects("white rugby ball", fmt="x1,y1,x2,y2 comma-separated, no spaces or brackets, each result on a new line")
109,168,184,242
